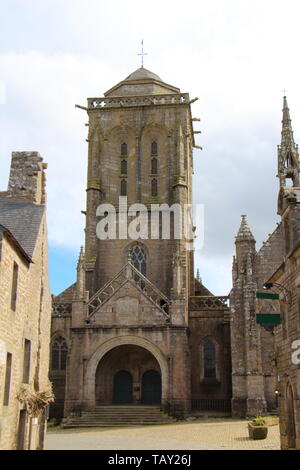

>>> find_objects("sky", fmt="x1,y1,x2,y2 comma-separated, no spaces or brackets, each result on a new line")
1,0,300,296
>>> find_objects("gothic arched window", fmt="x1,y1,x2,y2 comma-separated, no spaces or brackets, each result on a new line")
121,179,127,196
51,336,68,371
121,142,128,156
203,339,216,378
121,159,127,175
151,158,158,175
151,179,158,197
151,141,158,155
130,245,147,277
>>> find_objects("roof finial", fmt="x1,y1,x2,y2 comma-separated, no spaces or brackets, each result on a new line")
236,214,255,242
138,40,147,68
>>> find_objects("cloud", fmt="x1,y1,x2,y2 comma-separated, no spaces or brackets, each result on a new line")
1,0,300,294
0,51,118,249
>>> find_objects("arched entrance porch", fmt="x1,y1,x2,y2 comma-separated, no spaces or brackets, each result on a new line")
95,344,162,405
83,335,169,408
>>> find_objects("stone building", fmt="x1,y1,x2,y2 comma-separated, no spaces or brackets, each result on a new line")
230,96,300,448
230,215,281,418
0,152,52,450
51,67,232,424
265,97,300,449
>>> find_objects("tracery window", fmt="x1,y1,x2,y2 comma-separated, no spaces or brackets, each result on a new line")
51,336,68,371
203,339,216,378
130,245,147,277
121,179,127,196
121,142,128,156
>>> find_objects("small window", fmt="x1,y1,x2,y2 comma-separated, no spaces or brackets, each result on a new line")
22,339,31,383
204,339,216,378
121,142,128,156
51,336,68,371
151,158,158,175
3,352,12,405
151,179,158,197
121,179,127,196
17,410,27,450
151,141,158,155
121,159,127,175
11,262,19,311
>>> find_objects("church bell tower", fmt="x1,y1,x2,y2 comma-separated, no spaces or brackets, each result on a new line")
81,66,198,324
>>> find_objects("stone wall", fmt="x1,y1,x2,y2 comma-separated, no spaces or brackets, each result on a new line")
272,201,300,449
0,214,51,449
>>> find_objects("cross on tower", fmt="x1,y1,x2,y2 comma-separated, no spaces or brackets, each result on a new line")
138,40,148,68
282,88,288,96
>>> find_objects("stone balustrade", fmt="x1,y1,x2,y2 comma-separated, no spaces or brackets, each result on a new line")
87,93,190,110
190,296,230,310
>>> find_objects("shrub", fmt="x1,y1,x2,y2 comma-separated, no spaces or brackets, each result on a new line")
251,416,267,427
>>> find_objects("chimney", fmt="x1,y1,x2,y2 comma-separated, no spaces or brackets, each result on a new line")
7,152,47,204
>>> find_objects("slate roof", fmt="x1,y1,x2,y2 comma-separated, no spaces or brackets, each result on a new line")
194,277,214,296
53,282,76,302
0,223,32,263
124,67,163,82
0,192,45,258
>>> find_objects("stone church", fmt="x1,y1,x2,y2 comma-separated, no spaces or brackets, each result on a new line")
50,68,299,427
50,67,232,423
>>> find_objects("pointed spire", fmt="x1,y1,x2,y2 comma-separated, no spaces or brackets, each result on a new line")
77,246,84,268
76,246,85,297
278,95,299,189
281,95,296,147
196,268,202,283
235,215,255,242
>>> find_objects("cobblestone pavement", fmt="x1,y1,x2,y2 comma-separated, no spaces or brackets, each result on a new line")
46,419,280,450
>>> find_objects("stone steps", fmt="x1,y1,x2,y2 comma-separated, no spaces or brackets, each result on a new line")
63,405,175,428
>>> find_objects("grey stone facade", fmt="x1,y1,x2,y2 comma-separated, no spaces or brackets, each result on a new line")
230,96,300,449
50,68,231,421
